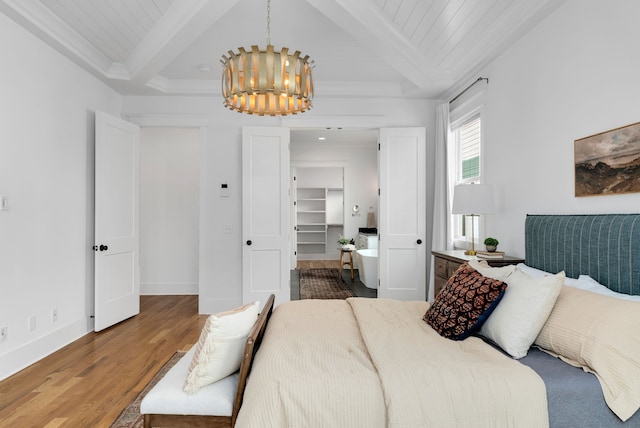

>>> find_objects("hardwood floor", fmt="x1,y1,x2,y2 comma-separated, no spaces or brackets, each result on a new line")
0,295,205,428
296,259,338,269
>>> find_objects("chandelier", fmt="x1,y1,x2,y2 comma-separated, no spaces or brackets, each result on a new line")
220,0,314,116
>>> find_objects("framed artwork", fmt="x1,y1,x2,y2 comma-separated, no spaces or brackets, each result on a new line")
574,121,640,197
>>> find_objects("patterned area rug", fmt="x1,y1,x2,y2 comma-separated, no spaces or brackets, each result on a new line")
111,351,186,428
299,268,356,299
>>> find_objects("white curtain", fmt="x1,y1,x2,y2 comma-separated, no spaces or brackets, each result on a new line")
428,103,452,300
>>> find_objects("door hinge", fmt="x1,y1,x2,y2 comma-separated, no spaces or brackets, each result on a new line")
378,188,380,196
293,176,297,181
378,142,380,150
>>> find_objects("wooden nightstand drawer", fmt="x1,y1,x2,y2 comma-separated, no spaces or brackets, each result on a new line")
446,261,462,278
434,257,448,278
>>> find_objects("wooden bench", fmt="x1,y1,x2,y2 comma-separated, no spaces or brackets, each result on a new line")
141,294,275,428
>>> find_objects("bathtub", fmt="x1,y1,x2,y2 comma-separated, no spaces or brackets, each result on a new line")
356,248,378,289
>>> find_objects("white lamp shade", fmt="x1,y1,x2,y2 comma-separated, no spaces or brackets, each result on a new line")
452,184,495,215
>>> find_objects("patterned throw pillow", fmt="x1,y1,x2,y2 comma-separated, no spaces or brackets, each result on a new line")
424,263,507,340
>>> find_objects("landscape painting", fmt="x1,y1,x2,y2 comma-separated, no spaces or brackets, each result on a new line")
574,121,640,197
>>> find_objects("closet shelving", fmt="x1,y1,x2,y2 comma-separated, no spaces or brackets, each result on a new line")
296,188,327,254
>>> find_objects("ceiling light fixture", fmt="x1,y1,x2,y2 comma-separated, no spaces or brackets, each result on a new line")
220,0,314,116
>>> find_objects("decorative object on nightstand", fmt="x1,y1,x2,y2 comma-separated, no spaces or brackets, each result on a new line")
483,237,499,252
452,183,495,255
431,250,524,298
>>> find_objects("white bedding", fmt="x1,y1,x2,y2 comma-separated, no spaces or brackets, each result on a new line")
236,298,549,427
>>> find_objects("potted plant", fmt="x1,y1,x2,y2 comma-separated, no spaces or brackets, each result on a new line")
338,235,353,250
484,237,499,252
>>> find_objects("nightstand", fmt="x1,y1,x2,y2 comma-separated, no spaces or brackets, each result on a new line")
432,250,525,298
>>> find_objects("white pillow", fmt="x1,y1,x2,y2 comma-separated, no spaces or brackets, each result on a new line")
572,275,640,302
480,269,564,359
468,259,516,281
183,301,260,394
516,263,581,287
515,263,547,278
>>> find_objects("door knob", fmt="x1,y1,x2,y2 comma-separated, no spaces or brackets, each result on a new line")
246,240,252,246
416,239,422,244
92,245,98,251
99,244,108,251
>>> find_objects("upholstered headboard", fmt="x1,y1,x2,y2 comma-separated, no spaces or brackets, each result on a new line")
525,214,640,295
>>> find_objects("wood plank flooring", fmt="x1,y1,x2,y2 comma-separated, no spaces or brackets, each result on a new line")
0,295,205,427
297,260,338,269
0,263,357,426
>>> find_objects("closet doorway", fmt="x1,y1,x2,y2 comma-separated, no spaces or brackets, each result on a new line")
140,127,200,295
293,167,345,263
290,129,379,270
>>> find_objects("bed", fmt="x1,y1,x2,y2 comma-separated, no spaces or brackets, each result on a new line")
235,214,640,427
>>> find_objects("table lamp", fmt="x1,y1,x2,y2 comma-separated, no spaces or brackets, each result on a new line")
452,183,495,255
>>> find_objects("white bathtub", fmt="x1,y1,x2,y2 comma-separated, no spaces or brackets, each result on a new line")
356,248,378,289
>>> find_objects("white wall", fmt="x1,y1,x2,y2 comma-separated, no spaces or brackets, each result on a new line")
122,96,436,313
0,13,122,379
476,0,640,257
140,127,200,295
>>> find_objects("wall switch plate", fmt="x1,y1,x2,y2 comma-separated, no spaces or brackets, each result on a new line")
28,316,36,331
0,326,7,342
0,195,8,211
51,308,58,322
223,224,232,234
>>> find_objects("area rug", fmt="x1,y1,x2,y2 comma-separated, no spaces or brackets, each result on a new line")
111,351,185,428
299,268,356,299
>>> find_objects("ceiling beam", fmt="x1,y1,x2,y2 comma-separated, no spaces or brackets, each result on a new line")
125,0,240,88
305,0,454,93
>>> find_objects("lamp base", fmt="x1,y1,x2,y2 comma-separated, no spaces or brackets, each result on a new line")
464,250,477,256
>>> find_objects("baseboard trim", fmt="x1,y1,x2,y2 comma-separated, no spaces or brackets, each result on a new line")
0,318,91,381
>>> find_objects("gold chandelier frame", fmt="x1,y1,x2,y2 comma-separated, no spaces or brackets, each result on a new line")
220,0,314,116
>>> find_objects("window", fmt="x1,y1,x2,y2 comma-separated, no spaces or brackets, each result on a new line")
455,115,481,183
451,114,482,247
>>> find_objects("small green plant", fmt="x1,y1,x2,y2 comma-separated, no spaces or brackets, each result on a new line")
338,235,351,245
484,237,499,246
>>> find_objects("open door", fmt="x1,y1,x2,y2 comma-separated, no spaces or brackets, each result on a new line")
242,127,291,305
94,111,140,331
378,127,427,300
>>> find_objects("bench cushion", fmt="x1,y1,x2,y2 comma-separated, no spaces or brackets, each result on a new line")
140,347,238,416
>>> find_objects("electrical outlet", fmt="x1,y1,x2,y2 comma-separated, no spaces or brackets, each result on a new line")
52,308,58,322
28,316,36,332
1,326,7,342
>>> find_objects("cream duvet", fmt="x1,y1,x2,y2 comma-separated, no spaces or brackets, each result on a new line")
235,298,548,428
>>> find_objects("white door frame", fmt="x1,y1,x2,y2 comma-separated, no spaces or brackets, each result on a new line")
127,115,208,306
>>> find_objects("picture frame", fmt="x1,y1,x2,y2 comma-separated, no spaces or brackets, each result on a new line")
574,121,640,197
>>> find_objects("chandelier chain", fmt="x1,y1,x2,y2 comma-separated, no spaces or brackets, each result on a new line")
266,0,271,46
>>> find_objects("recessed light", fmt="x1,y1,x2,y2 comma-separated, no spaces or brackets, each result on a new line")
318,137,326,141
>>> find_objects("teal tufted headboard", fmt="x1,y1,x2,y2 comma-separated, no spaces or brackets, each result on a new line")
524,214,640,295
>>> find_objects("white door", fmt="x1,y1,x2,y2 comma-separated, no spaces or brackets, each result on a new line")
242,127,291,305
94,111,140,331
290,168,297,270
378,128,427,300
